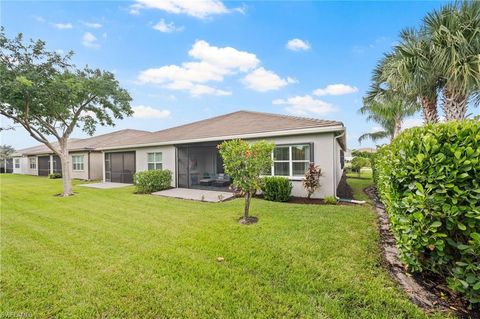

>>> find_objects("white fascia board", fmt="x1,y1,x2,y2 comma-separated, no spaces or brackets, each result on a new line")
97,125,345,151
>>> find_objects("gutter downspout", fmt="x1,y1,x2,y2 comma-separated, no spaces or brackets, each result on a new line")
88,152,91,180
334,131,366,204
333,131,345,197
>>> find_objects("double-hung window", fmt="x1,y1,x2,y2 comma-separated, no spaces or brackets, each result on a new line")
147,152,163,170
14,158,20,169
29,157,36,169
271,144,311,177
72,155,84,171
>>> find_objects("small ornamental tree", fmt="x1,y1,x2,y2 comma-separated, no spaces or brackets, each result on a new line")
303,163,322,199
219,139,274,224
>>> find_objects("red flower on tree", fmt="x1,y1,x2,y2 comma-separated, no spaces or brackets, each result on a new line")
245,150,251,157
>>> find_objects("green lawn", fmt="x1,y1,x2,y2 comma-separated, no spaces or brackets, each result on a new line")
347,170,374,202
1,175,450,318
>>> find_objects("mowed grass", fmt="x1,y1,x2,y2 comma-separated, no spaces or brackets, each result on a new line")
1,175,450,318
347,170,374,202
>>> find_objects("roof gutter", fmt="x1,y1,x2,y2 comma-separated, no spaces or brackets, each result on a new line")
97,125,345,151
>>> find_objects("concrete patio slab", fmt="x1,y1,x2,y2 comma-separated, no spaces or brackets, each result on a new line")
152,188,235,202
79,182,133,189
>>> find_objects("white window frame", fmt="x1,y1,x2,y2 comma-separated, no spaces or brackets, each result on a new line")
72,155,84,171
14,158,20,169
147,152,163,170
29,157,36,169
270,144,312,179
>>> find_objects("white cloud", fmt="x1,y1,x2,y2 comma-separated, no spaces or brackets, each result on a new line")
242,67,296,92
34,16,46,23
131,0,230,19
138,40,260,96
313,83,358,96
188,40,259,72
153,19,184,33
83,22,103,29
54,23,73,29
82,32,99,48
273,95,336,116
132,105,171,119
286,38,310,51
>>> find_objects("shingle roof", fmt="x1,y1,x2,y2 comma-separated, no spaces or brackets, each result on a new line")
13,129,149,156
102,110,343,148
12,111,344,155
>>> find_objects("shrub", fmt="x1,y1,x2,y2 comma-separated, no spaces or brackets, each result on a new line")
48,173,61,179
303,163,322,199
351,156,371,173
134,170,172,194
324,196,337,205
261,176,292,202
373,120,480,304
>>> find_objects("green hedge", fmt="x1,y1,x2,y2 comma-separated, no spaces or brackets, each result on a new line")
134,170,172,194
261,176,292,202
373,120,480,304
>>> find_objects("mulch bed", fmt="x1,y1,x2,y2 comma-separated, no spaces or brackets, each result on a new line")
336,173,354,199
364,185,478,318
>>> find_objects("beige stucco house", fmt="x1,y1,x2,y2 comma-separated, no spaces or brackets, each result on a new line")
11,111,346,198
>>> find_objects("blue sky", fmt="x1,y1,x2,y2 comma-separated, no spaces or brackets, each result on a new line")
2,0,459,150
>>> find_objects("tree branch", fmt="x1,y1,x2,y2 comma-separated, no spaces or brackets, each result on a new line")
0,111,60,155
65,95,96,137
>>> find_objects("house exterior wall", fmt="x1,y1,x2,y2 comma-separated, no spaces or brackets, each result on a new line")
11,152,103,180
89,152,104,180
249,133,337,198
70,152,89,180
100,132,343,198
134,146,177,187
25,156,38,176
12,156,26,174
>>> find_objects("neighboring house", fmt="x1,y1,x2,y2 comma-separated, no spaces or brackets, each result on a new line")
97,111,346,198
11,129,148,180
0,158,13,173
11,111,346,198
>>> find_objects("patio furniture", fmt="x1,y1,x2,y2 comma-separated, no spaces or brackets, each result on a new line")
199,178,213,186
212,174,231,187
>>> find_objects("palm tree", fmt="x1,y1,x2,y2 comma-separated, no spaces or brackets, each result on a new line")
367,29,440,124
359,95,419,144
424,1,480,120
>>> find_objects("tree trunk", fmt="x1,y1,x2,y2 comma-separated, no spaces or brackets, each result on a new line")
420,96,439,124
443,87,467,121
393,115,402,138
244,191,251,219
59,139,73,196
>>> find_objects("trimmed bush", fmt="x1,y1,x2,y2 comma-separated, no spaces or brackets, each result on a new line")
134,170,172,194
261,176,292,202
373,120,480,304
324,196,337,205
48,173,61,179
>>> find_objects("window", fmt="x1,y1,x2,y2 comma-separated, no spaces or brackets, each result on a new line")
72,155,84,171
29,157,36,169
271,144,311,177
147,152,163,170
14,158,20,169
